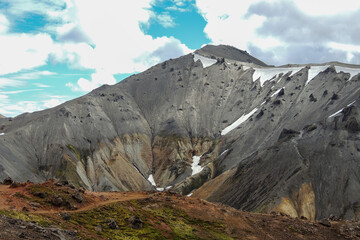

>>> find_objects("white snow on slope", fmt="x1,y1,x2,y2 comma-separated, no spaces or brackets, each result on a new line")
242,66,251,71
328,101,357,118
328,108,344,118
148,174,156,186
219,149,229,156
187,193,193,197
306,65,330,85
335,66,360,80
252,67,302,87
193,54,217,68
148,174,165,191
191,155,203,176
271,87,285,98
221,108,258,135
0,133,4,136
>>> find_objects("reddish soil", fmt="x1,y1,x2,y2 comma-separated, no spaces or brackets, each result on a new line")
0,181,360,239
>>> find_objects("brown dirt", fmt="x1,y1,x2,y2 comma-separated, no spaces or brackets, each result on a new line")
0,181,360,239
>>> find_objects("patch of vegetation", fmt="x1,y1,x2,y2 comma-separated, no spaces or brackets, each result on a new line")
0,210,53,227
26,184,85,209
67,199,233,240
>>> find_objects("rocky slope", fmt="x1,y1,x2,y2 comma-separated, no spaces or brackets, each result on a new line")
1,45,360,220
0,114,5,118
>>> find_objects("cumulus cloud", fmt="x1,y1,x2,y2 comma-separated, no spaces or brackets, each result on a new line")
0,33,54,75
195,0,360,65
155,12,176,28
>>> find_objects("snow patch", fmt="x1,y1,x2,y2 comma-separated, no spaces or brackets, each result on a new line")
156,187,164,192
328,101,357,118
0,133,4,136
348,101,356,107
306,65,330,85
260,101,266,106
219,149,229,156
271,87,285,98
193,54,217,68
191,155,204,176
328,108,344,118
335,66,360,81
187,193,193,197
148,174,156,187
221,108,258,135
253,67,302,87
242,66,250,71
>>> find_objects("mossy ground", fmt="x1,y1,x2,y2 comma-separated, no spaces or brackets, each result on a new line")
0,210,53,227
63,198,233,240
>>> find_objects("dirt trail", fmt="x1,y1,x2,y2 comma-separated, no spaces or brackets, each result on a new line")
0,183,149,214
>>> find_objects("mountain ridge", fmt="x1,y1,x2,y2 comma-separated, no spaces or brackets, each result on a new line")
1,44,360,220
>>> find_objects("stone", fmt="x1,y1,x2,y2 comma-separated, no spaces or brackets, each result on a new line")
128,216,143,229
72,193,83,203
61,212,71,221
107,219,118,229
3,177,13,185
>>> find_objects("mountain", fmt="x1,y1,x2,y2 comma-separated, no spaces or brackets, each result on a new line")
0,114,5,118
1,44,360,220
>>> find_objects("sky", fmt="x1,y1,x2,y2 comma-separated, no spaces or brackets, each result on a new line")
0,0,359,117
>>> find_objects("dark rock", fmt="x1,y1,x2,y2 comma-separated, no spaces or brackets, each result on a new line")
278,128,300,142
345,117,360,133
256,110,264,119
61,212,71,221
128,216,143,229
273,99,281,106
22,207,29,212
34,192,47,199
277,88,285,97
322,90,328,96
51,197,64,207
303,124,317,133
3,177,13,185
18,232,26,238
319,219,331,227
331,93,339,100
72,193,83,203
68,183,76,189
300,216,308,220
309,94,317,102
107,219,118,229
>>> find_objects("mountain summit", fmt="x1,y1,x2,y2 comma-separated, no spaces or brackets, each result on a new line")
1,45,360,220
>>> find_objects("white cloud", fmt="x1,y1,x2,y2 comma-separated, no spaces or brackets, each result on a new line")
67,69,116,92
294,0,360,16
43,98,66,108
14,71,56,80
155,12,176,28
0,14,9,34
0,33,54,75
195,0,360,65
0,78,25,89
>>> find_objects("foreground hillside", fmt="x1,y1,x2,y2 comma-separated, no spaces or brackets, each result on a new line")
0,180,359,240
1,44,360,220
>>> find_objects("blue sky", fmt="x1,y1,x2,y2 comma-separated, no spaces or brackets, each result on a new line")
0,0,359,117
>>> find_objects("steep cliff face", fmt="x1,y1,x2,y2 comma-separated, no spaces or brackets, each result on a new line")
1,45,360,219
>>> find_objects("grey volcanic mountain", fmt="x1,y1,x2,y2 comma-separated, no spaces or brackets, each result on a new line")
1,45,360,220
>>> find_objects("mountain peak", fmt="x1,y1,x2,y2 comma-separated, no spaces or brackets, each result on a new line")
0,114,5,118
195,44,267,66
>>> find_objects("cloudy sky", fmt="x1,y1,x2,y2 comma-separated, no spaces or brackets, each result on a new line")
0,0,359,117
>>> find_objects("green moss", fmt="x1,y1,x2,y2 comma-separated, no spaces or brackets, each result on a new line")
0,210,53,227
66,199,233,240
